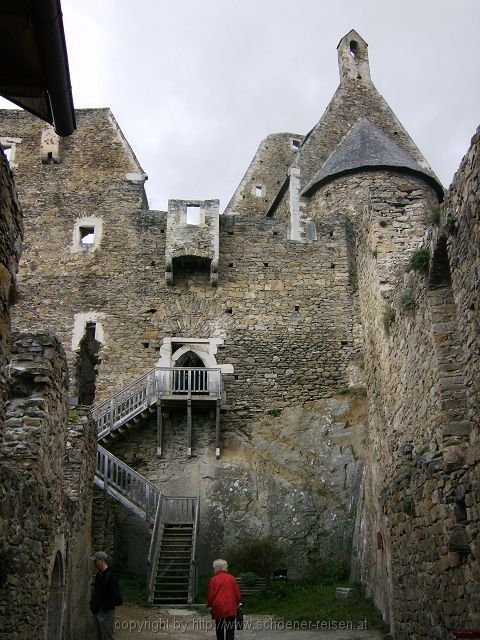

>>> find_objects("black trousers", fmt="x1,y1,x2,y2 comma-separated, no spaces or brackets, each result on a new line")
215,616,236,640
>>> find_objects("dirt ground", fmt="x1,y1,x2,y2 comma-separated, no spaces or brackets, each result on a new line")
113,604,385,640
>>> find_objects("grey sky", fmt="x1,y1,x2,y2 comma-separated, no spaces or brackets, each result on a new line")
2,0,479,210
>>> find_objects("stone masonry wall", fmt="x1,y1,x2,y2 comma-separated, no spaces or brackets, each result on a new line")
0,145,23,433
1,108,366,577
351,132,480,638
225,132,303,215
0,335,96,640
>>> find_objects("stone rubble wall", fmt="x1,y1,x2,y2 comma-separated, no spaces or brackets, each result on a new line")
0,337,96,638
351,131,480,638
0,146,23,434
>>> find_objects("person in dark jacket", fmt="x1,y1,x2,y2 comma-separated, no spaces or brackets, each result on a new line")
89,551,120,640
208,559,242,640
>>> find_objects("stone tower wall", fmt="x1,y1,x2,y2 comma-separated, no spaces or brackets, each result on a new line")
351,132,480,637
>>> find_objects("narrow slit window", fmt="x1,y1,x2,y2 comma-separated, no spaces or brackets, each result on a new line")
3,146,12,162
186,205,201,225
349,40,358,58
255,186,263,197
80,226,95,245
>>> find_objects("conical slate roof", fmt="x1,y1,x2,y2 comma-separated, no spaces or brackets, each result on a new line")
302,118,444,198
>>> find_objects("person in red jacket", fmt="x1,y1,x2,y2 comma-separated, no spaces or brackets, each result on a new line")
207,559,242,640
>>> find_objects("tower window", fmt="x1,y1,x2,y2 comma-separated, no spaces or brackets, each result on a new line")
254,185,265,197
349,40,358,58
79,226,95,245
291,139,301,151
186,205,201,225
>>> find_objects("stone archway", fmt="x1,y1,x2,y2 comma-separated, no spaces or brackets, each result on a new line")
46,551,64,640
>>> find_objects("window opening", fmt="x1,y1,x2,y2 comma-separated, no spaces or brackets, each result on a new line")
3,146,12,162
186,205,201,225
79,226,95,246
349,40,358,58
255,185,263,197
76,322,100,405
291,139,301,151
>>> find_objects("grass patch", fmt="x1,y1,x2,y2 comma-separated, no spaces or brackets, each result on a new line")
116,569,148,606
242,579,385,630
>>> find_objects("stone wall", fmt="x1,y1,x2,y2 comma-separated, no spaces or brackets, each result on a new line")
225,132,303,215
353,130,480,638
1,107,366,577
0,145,23,433
0,334,96,640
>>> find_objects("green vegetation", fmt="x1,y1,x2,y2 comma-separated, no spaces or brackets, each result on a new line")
401,496,415,517
226,536,284,578
382,305,396,334
445,211,458,234
427,206,441,225
116,569,148,606
267,408,283,417
400,289,418,311
242,579,386,630
239,571,259,586
409,247,430,275
68,410,79,424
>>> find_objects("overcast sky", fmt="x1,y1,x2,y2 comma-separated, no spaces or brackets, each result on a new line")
3,0,479,210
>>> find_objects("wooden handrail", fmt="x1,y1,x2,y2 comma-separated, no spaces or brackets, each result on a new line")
94,445,160,523
93,367,222,440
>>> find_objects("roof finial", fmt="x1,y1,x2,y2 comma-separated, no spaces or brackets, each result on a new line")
337,30,371,84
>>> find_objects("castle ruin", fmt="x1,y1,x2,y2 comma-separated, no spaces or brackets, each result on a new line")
0,29,479,639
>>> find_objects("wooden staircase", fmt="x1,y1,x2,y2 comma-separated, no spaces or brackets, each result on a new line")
147,497,199,605
92,371,206,604
152,523,194,604
94,446,199,604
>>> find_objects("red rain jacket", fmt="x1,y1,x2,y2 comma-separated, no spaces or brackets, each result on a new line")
207,571,242,619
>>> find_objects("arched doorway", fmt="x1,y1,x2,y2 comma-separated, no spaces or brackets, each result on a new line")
173,350,206,393
46,552,64,640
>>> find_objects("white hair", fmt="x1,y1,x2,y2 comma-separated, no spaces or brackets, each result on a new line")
213,559,228,572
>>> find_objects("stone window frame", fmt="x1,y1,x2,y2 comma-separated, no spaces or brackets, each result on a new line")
290,138,301,151
184,203,205,226
156,337,234,374
72,217,103,253
71,312,105,352
252,184,266,198
0,136,21,168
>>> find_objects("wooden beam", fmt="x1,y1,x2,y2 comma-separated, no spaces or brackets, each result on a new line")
156,400,162,457
215,400,221,459
187,399,192,458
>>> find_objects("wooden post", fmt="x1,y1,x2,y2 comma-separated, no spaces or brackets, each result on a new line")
187,399,192,458
156,400,162,457
215,399,221,459
109,398,114,434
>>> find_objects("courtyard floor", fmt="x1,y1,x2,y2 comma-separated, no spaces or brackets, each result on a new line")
113,604,385,640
